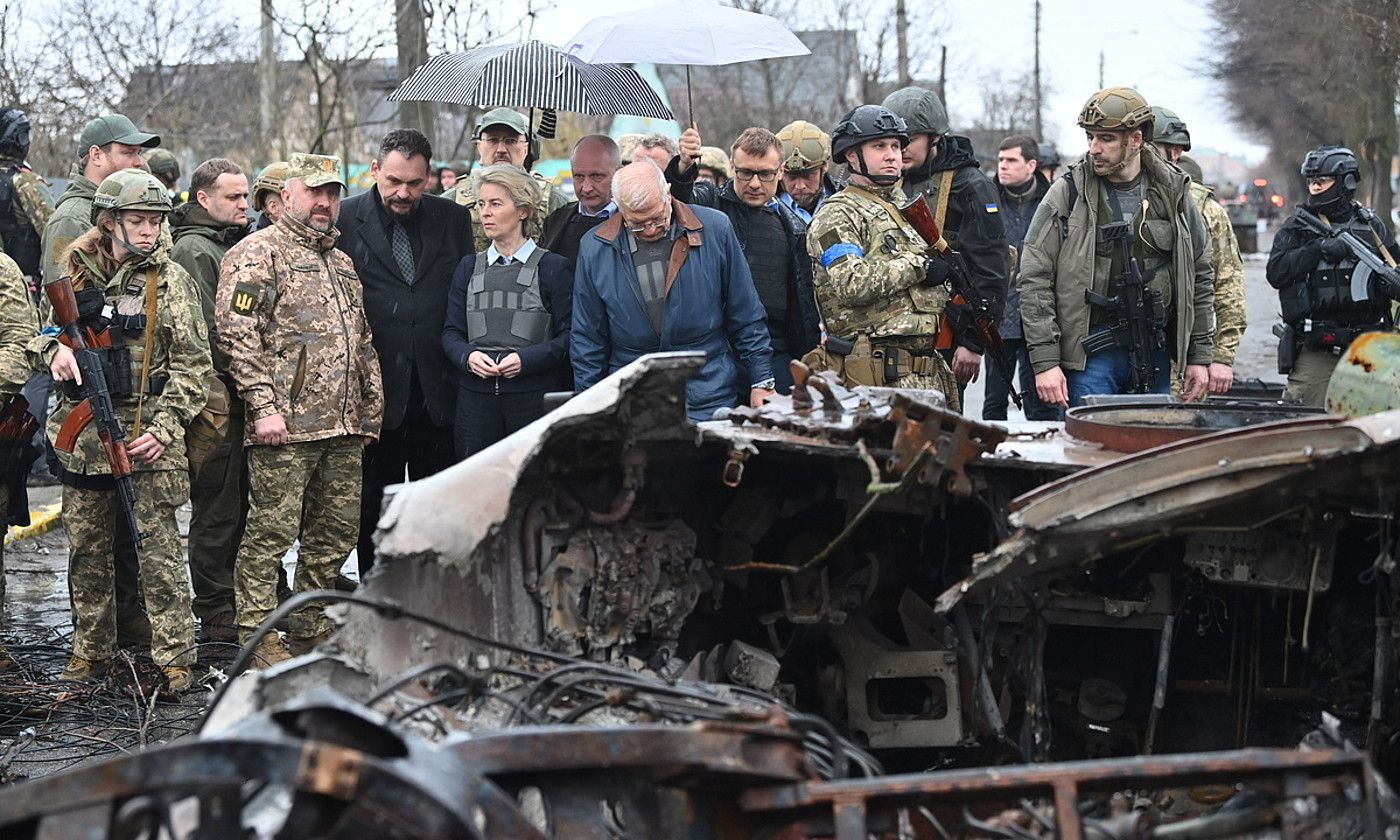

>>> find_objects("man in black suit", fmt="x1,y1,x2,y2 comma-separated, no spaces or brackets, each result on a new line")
336,129,472,575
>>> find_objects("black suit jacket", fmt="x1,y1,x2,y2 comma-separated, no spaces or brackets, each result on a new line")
337,189,474,430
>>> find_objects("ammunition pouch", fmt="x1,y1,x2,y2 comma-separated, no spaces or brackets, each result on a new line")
110,311,147,336
101,345,134,399
801,333,940,388
1273,323,1297,374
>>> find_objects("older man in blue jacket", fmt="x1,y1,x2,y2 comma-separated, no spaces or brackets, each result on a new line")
572,160,775,421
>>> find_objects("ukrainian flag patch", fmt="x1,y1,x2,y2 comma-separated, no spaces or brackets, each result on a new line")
985,203,1000,213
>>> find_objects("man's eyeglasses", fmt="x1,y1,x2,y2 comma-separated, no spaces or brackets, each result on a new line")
734,167,780,183
479,135,526,148
624,205,671,234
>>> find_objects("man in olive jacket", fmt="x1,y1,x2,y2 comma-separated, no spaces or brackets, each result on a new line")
1019,87,1214,409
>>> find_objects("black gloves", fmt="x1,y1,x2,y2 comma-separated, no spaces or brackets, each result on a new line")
1320,236,1350,262
923,255,950,286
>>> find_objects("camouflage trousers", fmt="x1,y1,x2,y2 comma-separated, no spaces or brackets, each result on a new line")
63,470,194,667
235,437,362,642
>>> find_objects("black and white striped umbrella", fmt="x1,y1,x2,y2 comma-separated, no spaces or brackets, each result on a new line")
389,40,674,120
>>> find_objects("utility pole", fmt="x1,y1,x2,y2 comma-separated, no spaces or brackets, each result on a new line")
938,46,947,103
396,0,435,144
1033,0,1043,139
895,0,911,87
259,0,276,160
1098,48,1104,89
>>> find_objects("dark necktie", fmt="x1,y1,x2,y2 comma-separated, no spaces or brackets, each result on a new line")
391,220,415,284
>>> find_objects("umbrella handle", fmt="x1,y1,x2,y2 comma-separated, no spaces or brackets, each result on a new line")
686,65,694,126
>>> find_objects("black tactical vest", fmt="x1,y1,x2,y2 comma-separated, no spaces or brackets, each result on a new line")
463,248,551,351
733,204,792,323
1306,211,1392,327
0,166,41,278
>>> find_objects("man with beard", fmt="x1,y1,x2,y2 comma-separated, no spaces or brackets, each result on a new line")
336,129,471,574
1267,146,1398,406
170,158,254,641
1019,86,1214,408
217,153,383,664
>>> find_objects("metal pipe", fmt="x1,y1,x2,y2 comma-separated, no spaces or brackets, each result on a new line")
1144,614,1176,754
953,604,1006,742
1369,616,1390,753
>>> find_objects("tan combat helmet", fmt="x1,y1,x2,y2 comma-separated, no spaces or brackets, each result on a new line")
776,120,831,173
1078,86,1154,134
697,146,731,180
91,167,172,224
252,161,289,212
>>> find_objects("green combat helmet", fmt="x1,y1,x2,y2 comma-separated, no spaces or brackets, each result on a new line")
697,146,731,181
91,167,172,224
145,148,181,187
880,86,951,136
776,120,831,172
1151,106,1191,150
252,161,289,212
1078,86,1153,134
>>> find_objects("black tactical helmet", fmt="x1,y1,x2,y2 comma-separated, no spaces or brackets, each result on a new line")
0,109,30,160
1301,146,1359,191
831,105,909,160
1037,143,1060,169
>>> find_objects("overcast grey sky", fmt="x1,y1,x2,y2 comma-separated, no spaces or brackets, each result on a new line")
530,0,1267,162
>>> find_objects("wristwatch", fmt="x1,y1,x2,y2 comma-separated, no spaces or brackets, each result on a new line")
752,378,777,391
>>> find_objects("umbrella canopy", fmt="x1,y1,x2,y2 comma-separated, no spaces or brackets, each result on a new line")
565,2,811,66
389,39,674,120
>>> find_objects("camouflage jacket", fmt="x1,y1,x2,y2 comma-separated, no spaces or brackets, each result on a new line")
446,170,569,252
217,212,384,446
806,182,946,341
1190,182,1246,366
41,166,97,285
0,254,39,393
1,163,54,269
170,201,250,373
30,229,213,475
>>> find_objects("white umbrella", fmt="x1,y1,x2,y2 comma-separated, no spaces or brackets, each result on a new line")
565,2,811,123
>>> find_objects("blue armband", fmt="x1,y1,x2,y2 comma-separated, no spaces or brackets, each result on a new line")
820,243,863,268
40,326,61,337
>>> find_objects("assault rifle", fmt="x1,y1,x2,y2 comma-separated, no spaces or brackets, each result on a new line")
1295,206,1400,302
45,276,144,549
1082,221,1166,394
899,194,1022,409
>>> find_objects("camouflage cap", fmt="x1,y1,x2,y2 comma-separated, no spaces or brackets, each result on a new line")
79,113,160,152
475,107,529,139
285,153,346,189
776,120,831,172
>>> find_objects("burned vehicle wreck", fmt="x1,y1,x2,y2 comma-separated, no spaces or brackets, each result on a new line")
3,350,1400,838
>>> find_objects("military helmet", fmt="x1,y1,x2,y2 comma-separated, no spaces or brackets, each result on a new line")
696,146,731,179
0,109,29,160
881,86,950,136
1078,86,1153,133
252,161,289,211
1151,106,1191,150
1301,146,1360,190
831,105,909,160
91,168,172,224
145,148,181,182
1037,143,1061,169
1176,153,1204,185
776,120,831,172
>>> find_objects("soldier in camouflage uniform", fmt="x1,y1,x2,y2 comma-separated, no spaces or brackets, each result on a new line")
34,169,212,692
40,114,160,650
0,253,42,671
805,105,960,411
442,108,568,251
217,153,383,665
1152,106,1246,394
0,110,54,286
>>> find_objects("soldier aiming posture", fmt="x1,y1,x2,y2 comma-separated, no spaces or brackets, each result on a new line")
217,153,383,665
38,169,213,692
1267,146,1399,407
1019,86,1214,408
1152,106,1247,395
804,105,960,410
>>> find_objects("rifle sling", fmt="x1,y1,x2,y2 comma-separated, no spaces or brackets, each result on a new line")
934,170,954,232
133,267,157,438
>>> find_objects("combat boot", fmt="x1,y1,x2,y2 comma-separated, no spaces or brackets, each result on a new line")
162,666,193,693
59,654,108,681
199,606,239,645
248,634,291,668
289,628,333,657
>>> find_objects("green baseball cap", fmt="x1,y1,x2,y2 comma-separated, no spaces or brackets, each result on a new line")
79,114,160,152
475,108,529,138
286,152,346,189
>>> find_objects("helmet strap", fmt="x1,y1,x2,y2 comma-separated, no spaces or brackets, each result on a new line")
103,211,157,260
855,144,900,187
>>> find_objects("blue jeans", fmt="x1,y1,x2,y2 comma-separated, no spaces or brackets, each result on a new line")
1067,330,1171,407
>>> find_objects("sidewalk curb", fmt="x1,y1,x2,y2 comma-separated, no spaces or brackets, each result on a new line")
6,503,61,545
